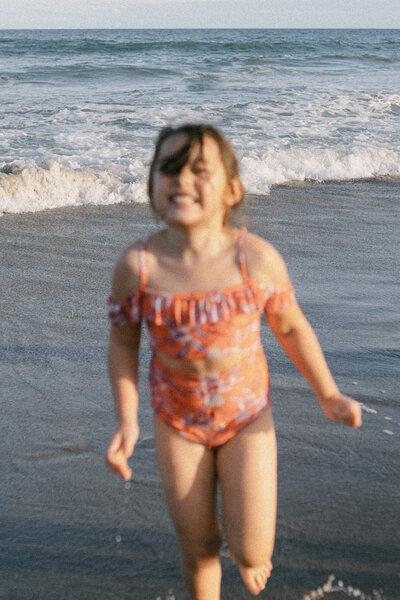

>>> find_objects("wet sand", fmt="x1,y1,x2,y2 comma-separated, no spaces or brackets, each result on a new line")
0,182,399,599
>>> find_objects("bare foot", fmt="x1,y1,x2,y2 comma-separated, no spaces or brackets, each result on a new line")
239,560,272,596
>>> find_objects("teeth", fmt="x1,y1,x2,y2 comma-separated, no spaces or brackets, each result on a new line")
172,195,195,205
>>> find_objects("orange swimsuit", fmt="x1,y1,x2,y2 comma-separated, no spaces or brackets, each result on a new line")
108,228,296,448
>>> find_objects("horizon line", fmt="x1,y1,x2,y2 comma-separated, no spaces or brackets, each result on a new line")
1,26,400,31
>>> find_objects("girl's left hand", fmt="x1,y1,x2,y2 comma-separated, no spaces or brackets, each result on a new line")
320,393,362,428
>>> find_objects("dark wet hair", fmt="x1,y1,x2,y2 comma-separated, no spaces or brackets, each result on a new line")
147,123,243,220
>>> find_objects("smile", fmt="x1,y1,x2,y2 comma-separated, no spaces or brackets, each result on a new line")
170,195,197,205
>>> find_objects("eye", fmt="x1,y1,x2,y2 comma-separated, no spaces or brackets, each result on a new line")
192,164,209,176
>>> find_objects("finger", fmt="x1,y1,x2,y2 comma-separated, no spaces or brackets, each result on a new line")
106,453,132,480
120,464,132,481
112,455,132,480
344,398,362,427
105,451,122,473
107,432,123,455
343,406,362,428
350,405,362,428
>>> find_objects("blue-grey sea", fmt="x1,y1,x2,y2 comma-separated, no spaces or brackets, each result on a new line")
0,28,399,600
1,28,400,213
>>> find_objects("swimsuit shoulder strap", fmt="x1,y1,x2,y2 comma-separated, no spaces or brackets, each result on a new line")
237,227,250,284
138,237,149,291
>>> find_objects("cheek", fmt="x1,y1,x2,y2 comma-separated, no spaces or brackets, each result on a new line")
151,175,168,201
149,178,167,216
209,179,231,204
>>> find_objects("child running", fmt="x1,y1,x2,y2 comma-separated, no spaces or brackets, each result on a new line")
106,123,362,599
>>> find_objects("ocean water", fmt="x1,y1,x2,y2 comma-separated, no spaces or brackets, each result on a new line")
1,28,400,214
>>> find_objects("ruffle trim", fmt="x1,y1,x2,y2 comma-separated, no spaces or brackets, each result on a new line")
107,283,295,327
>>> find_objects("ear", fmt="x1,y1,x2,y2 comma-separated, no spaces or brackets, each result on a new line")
225,176,243,207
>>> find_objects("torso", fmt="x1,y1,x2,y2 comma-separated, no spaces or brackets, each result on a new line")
108,227,295,376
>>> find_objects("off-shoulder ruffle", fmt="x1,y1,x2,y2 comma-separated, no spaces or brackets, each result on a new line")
107,282,295,327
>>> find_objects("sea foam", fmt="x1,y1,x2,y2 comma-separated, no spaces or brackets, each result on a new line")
2,144,400,215
0,161,146,215
241,146,400,194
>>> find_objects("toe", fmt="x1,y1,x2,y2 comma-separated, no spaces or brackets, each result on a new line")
255,573,266,590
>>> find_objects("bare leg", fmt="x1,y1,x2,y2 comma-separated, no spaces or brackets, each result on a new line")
217,409,277,596
154,417,222,600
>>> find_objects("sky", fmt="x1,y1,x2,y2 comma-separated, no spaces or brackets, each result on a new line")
0,0,399,29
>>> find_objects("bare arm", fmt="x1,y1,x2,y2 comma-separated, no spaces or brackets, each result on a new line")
244,233,362,428
106,242,143,480
106,322,142,480
267,304,361,427
108,322,141,424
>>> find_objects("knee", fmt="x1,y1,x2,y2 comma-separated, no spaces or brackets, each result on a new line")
179,529,222,561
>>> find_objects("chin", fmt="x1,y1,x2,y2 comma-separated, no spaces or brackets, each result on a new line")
164,209,201,226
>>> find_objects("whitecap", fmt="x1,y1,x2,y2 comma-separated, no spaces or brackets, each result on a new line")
0,161,148,215
240,146,400,195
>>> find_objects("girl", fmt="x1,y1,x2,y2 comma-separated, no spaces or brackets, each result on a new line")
106,124,362,599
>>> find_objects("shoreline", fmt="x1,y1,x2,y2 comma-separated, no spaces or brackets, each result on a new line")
2,177,400,219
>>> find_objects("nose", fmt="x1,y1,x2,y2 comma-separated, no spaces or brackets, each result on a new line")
175,163,193,187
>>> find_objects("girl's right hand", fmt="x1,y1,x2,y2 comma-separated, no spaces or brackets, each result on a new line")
106,421,140,481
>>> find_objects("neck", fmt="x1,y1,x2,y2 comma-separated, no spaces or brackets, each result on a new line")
164,221,231,259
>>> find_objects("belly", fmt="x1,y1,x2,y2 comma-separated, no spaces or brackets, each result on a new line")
155,348,247,375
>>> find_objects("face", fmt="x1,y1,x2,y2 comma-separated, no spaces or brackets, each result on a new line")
151,133,242,228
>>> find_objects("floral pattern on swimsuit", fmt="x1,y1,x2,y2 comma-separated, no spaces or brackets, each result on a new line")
107,228,296,448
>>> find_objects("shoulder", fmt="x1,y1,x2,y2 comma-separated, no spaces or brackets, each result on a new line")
243,230,291,287
111,240,143,302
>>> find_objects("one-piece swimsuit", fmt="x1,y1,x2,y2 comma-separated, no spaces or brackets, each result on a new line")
108,227,296,448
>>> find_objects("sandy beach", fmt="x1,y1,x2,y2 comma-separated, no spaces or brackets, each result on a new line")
1,181,399,600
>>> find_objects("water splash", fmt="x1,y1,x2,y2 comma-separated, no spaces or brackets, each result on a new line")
155,591,176,600
303,574,386,600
